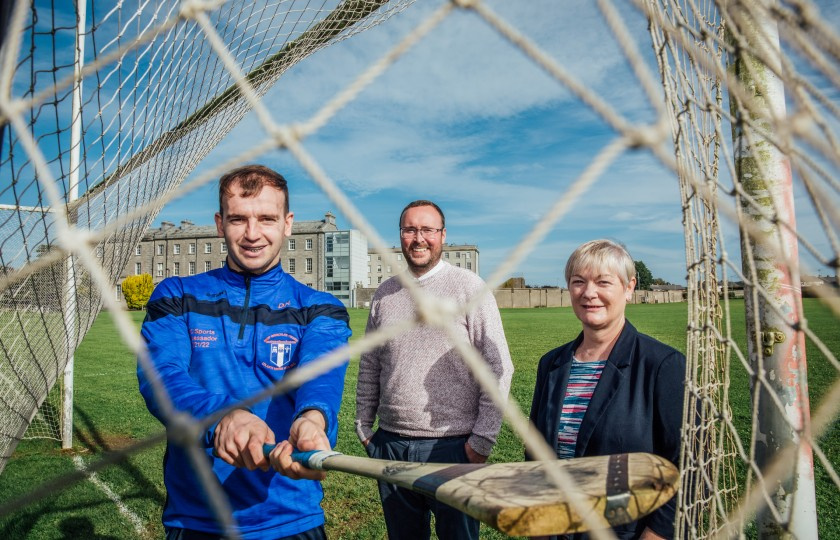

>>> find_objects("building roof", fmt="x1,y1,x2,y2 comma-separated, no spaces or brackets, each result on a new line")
651,284,686,291
143,213,339,240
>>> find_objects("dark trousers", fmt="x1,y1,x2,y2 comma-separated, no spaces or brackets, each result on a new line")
366,429,480,540
165,524,326,540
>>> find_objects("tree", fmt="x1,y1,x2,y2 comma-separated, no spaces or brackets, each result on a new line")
122,274,154,310
634,260,653,291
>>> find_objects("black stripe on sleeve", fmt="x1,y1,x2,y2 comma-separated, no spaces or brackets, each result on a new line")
146,294,348,327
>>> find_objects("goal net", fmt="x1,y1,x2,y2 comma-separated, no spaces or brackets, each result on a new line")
1,0,838,538
0,0,413,463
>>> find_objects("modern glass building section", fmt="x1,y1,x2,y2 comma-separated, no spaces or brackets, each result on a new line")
325,229,368,306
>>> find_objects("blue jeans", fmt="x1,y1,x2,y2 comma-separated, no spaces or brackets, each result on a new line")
366,429,480,540
165,524,326,540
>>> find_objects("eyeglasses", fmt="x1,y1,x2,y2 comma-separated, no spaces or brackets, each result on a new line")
400,227,443,239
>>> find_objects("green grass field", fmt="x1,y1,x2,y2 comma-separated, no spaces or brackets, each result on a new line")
0,300,837,539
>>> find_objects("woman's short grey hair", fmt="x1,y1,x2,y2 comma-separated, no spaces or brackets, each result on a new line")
564,239,636,286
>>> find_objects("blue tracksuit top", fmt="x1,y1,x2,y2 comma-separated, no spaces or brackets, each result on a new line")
137,262,351,538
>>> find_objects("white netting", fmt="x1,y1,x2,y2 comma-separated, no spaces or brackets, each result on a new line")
0,0,413,462
0,0,838,538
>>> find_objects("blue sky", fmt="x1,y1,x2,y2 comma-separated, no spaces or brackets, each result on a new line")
145,0,839,286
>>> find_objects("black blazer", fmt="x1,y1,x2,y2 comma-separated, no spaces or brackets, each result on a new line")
528,321,685,539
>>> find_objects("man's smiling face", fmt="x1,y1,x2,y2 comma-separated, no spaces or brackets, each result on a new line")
400,205,446,278
215,183,293,275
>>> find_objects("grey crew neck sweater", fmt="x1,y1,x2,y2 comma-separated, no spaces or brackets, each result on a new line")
355,261,513,456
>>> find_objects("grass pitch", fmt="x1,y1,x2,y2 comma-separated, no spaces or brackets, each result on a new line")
0,300,837,539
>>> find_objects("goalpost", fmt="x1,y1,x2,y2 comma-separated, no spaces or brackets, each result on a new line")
0,1,838,538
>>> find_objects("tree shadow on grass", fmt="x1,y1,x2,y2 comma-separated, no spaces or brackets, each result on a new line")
0,497,155,540
72,406,166,508
58,516,122,539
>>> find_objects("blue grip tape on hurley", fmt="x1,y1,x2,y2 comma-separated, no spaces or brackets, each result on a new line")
262,443,316,467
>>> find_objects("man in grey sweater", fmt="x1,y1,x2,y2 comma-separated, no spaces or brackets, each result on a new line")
355,200,514,540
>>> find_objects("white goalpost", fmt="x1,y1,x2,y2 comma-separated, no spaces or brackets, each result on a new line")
0,0,838,538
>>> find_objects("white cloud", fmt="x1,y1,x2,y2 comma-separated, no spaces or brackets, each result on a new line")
155,0,839,287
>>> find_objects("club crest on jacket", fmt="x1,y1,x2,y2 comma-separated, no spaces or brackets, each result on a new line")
262,333,298,370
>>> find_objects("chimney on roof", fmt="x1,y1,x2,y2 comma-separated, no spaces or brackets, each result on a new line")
325,212,336,226
180,220,193,229
161,221,175,230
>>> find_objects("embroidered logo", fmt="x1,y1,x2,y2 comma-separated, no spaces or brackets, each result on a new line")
262,333,299,371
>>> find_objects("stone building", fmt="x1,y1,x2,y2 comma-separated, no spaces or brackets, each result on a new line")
120,212,367,307
366,244,480,287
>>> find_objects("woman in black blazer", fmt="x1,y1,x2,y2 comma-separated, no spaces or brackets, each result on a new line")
529,240,685,540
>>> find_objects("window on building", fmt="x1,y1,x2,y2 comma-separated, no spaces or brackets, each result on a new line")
306,283,313,288
397,254,402,261
204,261,211,272
188,243,195,254
378,276,382,284
288,239,296,250
189,261,195,275
156,262,163,277
220,242,227,253
288,259,296,273
456,252,461,259
174,244,181,255
220,261,225,268
467,262,472,270
326,236,333,252
306,258,313,273
135,245,142,256
157,244,164,255
445,252,449,259
456,263,461,268
387,266,391,273
115,285,122,301
465,253,471,259
135,262,141,275
204,242,212,254
305,238,313,250
377,265,382,273
326,257,334,278
173,262,180,276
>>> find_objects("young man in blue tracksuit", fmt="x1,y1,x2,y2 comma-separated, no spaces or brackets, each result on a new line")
138,165,351,540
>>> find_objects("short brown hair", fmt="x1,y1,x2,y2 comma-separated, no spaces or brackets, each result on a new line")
399,200,445,228
565,239,636,286
218,164,289,214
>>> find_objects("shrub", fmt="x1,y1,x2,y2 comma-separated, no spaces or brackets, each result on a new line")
122,274,154,310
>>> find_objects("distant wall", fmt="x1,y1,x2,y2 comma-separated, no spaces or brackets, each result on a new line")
353,286,686,308
493,288,566,308
354,287,377,308
631,290,686,304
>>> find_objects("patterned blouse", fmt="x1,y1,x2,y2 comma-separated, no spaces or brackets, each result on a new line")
556,357,607,458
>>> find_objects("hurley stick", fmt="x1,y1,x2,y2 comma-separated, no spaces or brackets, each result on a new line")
266,445,678,536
